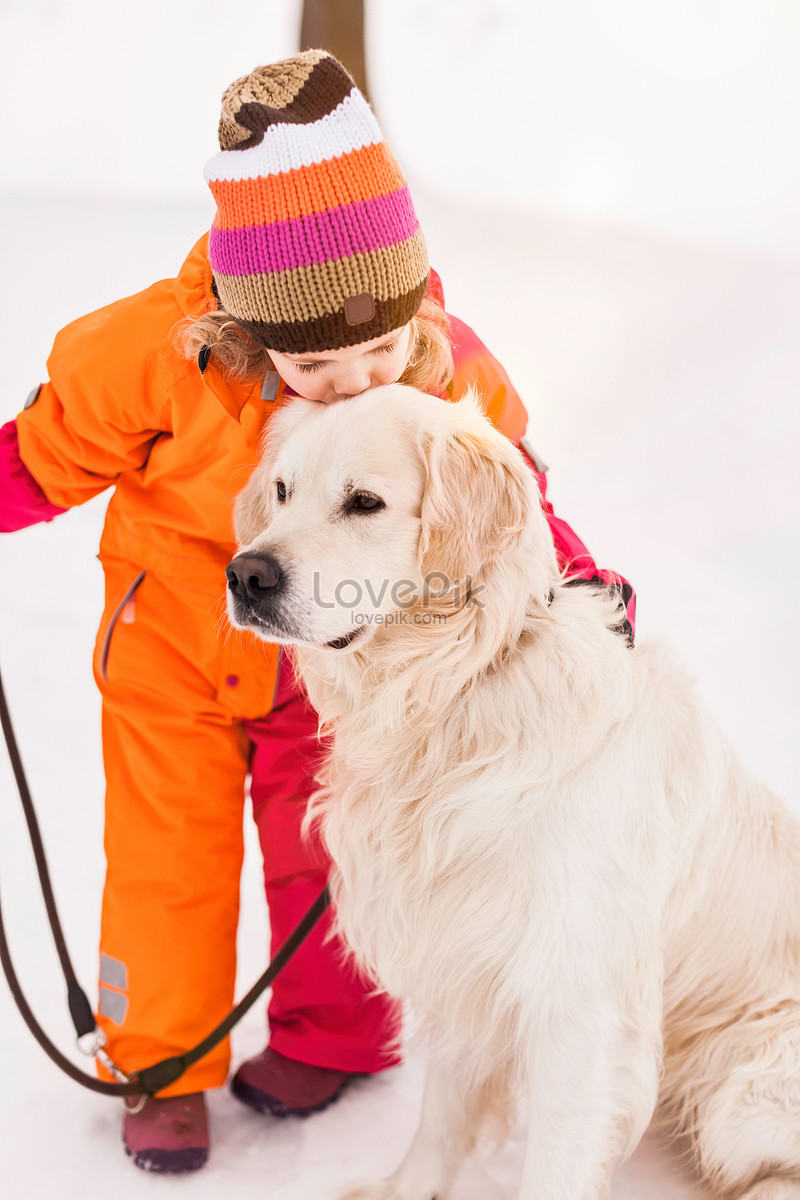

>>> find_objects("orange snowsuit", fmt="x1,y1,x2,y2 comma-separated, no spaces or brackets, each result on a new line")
9,235,539,1094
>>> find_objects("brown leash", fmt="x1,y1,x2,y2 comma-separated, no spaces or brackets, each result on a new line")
0,659,330,1099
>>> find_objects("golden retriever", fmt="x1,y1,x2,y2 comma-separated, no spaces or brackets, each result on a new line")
227,384,800,1200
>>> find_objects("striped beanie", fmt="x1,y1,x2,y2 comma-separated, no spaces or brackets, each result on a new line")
203,50,429,353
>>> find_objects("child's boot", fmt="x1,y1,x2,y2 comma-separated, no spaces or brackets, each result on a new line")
122,1090,209,1173
231,1047,360,1117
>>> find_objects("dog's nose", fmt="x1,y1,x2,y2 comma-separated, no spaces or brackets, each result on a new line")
226,553,283,600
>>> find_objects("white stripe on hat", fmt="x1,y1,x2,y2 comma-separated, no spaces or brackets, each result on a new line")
203,89,383,185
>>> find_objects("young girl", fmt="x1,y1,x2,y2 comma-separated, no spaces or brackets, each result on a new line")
0,51,633,1174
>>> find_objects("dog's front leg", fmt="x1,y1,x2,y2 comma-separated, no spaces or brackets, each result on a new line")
519,997,662,1200
341,1050,480,1200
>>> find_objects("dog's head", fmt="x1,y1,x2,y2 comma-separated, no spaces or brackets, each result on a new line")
227,384,557,652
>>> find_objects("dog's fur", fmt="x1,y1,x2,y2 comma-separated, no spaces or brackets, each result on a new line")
228,384,800,1200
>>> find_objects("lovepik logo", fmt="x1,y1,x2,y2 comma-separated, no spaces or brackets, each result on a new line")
311,572,485,611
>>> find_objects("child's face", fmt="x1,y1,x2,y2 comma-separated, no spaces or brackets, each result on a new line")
267,323,414,404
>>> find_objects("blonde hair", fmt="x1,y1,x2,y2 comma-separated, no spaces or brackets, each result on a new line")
176,296,454,397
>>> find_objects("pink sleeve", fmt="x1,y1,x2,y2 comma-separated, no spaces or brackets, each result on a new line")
426,268,636,639
0,419,68,532
520,447,637,641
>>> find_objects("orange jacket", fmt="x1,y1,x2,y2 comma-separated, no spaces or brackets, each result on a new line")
14,235,531,718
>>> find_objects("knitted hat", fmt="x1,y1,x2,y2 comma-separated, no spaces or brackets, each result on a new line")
203,50,429,353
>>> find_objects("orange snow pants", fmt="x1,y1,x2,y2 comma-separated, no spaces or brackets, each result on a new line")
93,559,399,1098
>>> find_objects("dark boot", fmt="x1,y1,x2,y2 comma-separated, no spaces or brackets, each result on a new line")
231,1046,361,1117
122,1090,209,1173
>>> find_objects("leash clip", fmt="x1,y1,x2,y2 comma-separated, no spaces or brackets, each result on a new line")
77,1027,135,1089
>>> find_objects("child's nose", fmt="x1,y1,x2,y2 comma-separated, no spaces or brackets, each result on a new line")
332,364,372,397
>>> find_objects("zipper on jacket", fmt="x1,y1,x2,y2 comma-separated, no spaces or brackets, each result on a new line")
100,570,146,682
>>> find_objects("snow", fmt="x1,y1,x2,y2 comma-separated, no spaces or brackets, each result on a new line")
0,170,798,1200
4,0,800,255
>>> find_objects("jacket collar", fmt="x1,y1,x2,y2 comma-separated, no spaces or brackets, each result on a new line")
173,232,272,423
199,353,265,424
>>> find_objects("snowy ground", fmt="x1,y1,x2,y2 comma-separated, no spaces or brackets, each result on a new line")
0,190,798,1199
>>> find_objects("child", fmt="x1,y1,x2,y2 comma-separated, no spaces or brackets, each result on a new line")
0,51,633,1174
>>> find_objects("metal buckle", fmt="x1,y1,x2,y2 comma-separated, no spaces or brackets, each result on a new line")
122,1091,149,1115
77,1027,145,1108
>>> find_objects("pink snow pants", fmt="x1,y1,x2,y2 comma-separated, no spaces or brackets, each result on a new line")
244,655,401,1073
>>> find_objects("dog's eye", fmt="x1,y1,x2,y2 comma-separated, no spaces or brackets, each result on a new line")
349,492,385,514
276,480,287,503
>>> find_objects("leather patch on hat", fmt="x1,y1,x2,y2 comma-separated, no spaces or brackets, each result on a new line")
344,292,376,326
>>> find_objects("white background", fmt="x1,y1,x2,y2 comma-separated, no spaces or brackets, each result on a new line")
0,2,798,1197
2,0,800,253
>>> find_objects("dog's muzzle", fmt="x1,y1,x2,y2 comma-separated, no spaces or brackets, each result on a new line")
226,552,369,650
226,552,283,622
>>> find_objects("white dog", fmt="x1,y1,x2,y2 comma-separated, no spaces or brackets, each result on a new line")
227,384,800,1200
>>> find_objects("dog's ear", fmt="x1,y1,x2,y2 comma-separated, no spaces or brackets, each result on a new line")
418,391,556,605
234,397,320,548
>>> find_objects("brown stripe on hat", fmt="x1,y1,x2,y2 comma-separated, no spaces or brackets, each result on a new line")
213,230,428,326
218,50,327,150
234,280,429,353
219,52,354,152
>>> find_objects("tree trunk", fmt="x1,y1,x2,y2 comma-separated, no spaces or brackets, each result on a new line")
299,0,371,106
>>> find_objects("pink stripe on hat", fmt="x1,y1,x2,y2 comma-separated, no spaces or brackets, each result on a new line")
208,187,418,276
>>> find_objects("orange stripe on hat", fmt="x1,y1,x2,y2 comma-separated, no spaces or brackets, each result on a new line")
208,141,406,231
